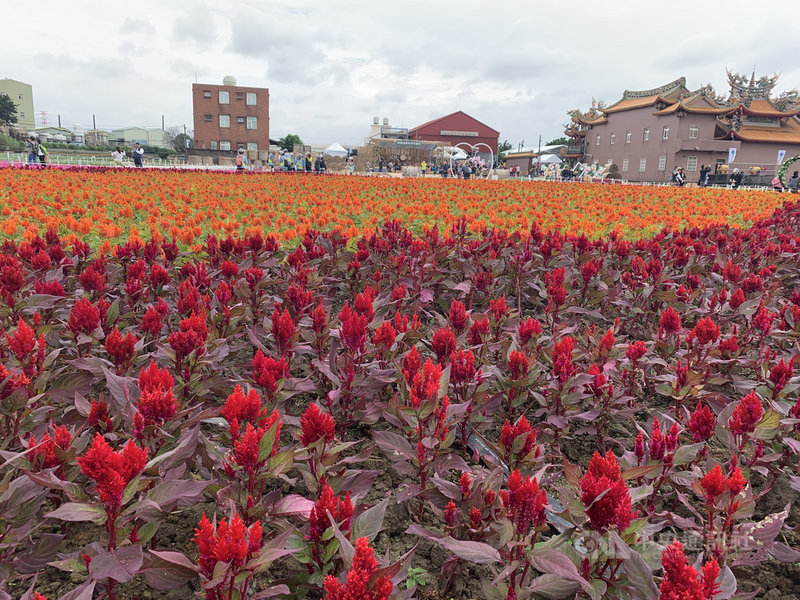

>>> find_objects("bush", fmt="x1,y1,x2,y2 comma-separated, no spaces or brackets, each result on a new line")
0,134,24,152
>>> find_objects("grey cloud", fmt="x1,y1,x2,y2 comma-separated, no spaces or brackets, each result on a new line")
121,18,156,35
172,9,218,45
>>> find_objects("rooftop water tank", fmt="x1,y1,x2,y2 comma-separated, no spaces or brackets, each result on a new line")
223,75,237,86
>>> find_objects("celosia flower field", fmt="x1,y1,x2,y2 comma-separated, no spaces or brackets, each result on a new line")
1,167,800,600
0,168,791,246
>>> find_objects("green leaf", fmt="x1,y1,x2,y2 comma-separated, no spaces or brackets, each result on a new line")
753,408,781,440
106,299,120,328
256,419,281,463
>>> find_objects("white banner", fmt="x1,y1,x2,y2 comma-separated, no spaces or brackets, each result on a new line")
777,149,786,164
728,147,737,164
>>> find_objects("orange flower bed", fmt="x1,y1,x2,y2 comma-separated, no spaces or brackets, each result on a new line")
0,168,789,245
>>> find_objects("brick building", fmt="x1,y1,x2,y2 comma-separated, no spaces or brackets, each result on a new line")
564,71,800,183
192,76,269,152
409,111,499,157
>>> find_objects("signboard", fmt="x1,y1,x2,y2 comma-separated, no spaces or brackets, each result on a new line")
777,149,786,164
395,139,422,147
440,130,479,137
728,147,737,164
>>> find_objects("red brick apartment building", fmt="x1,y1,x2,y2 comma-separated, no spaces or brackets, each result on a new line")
192,77,269,152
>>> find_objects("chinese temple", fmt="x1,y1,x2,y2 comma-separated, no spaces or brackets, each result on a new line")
564,71,800,182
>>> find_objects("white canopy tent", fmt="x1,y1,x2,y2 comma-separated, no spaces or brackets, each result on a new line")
533,153,562,164
443,146,468,160
323,142,348,157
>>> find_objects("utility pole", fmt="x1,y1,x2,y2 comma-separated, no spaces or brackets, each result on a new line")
536,134,542,176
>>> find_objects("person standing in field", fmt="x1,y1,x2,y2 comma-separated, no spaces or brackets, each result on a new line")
698,164,711,187
730,168,743,190
112,146,125,165
37,141,48,165
788,171,799,194
26,136,38,165
132,143,144,167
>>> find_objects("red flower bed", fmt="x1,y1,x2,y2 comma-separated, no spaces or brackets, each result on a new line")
2,203,800,599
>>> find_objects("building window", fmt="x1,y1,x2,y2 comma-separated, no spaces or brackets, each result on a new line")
662,126,669,140
219,91,229,104
204,114,212,122
246,92,257,105
247,142,258,151
595,134,601,145
610,132,615,145
643,128,649,141
658,155,667,171
246,116,258,130
18,94,24,100
237,116,245,124
622,159,629,171
219,114,230,128
203,90,211,98
626,130,631,143
220,141,231,151
687,156,698,171
236,92,244,100
689,125,699,139
210,141,218,150
639,158,647,171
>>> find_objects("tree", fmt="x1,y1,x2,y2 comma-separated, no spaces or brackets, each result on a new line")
278,134,303,152
498,139,513,154
546,137,570,146
0,94,18,126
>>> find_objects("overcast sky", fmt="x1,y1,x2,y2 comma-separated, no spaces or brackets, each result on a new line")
4,1,800,148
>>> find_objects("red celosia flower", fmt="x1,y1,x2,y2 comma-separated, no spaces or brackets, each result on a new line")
599,328,615,354
728,391,763,436
6,317,38,361
371,321,396,351
169,311,208,361
499,415,538,464
518,317,541,346
625,341,646,362
149,263,170,287
105,327,137,371
299,403,336,447
272,307,295,357
649,417,665,461
508,350,528,380
752,302,775,336
251,350,288,398
469,506,482,529
581,259,600,284
552,336,575,384
220,260,239,279
700,464,725,503
141,305,163,337
659,539,719,600
444,501,457,527
402,346,421,384
728,288,746,310
660,306,682,334
688,317,720,346
587,363,606,396
431,327,456,364
222,385,271,441
353,290,375,323
230,415,282,475
722,260,741,283
768,359,793,393
489,296,509,322
78,266,106,293
28,425,72,470
408,359,442,409
726,467,746,496
193,512,262,579
68,297,100,336
634,432,645,463
308,480,354,542
339,303,367,353
688,402,716,442
500,469,547,536
311,301,327,334
391,284,407,302
468,316,490,345
449,299,467,332
545,267,567,312
580,451,636,531
323,537,392,600
88,398,113,431
718,335,738,353
459,472,471,497
136,362,176,426
78,434,148,509
450,348,476,385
